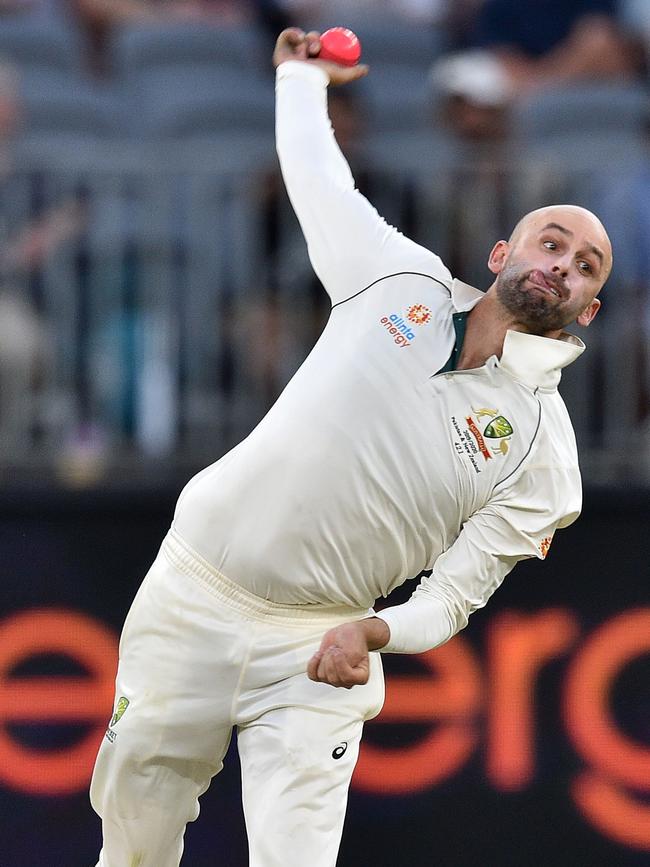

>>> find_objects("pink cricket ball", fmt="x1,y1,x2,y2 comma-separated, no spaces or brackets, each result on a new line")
318,27,362,67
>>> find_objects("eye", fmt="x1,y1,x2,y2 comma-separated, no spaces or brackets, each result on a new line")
578,261,592,273
543,240,557,250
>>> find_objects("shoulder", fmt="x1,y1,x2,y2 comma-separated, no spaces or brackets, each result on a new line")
534,391,579,469
492,390,581,510
331,263,454,313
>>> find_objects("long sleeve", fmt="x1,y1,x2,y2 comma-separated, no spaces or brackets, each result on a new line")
377,462,582,654
275,61,450,305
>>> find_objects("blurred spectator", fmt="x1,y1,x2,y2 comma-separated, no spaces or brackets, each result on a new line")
595,155,650,422
0,62,84,279
72,0,259,27
0,199,85,275
0,58,87,464
443,0,485,50
622,0,650,32
274,0,448,26
71,0,294,30
0,62,19,178
0,286,48,452
0,61,49,454
71,0,289,74
431,49,510,142
472,0,644,93
432,0,645,141
621,0,650,65
0,0,67,19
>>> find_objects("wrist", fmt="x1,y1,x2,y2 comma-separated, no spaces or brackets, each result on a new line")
275,59,330,86
361,616,390,651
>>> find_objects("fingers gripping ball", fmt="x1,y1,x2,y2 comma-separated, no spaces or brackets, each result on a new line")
319,28,362,67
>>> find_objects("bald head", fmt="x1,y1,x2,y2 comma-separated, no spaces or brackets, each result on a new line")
509,205,613,290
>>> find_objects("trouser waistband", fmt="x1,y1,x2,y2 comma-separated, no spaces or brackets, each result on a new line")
162,528,371,626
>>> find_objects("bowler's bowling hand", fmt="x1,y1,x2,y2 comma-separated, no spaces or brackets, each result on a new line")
273,28,369,87
307,618,390,688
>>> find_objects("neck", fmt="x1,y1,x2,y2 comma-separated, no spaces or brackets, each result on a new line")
456,291,562,370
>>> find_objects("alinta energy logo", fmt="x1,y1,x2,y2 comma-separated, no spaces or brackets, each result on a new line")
406,304,432,325
380,303,432,348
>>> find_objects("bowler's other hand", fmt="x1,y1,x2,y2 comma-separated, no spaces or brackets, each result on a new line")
307,618,390,689
273,28,369,87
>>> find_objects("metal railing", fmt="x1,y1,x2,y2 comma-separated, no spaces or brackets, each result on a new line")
1,150,648,487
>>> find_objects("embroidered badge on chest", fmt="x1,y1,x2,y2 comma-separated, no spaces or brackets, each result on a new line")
450,407,515,473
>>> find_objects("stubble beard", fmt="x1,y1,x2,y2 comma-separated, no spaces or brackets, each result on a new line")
496,261,569,334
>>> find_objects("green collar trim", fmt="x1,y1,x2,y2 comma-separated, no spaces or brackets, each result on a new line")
436,311,469,374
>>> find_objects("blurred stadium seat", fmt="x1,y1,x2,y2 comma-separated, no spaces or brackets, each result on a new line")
512,82,649,161
14,69,129,168
125,67,275,139
111,23,270,79
111,25,275,143
334,19,447,134
0,16,83,74
361,127,457,175
358,66,437,132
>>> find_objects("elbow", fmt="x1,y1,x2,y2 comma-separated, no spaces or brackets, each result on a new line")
417,581,469,638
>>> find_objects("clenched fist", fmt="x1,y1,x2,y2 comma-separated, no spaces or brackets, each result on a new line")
308,618,390,688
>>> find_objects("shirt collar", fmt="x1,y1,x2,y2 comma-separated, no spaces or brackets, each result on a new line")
451,278,484,312
450,278,586,391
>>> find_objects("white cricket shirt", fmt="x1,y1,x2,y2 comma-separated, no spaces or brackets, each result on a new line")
172,61,585,654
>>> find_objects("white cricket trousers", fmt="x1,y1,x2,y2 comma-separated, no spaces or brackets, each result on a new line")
91,529,385,867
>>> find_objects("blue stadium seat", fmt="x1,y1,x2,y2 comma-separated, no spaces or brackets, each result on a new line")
510,82,649,184
127,67,275,139
16,69,127,137
358,66,437,131
112,23,270,79
0,16,83,74
513,82,649,141
112,24,274,140
13,69,129,168
166,132,276,174
362,128,457,175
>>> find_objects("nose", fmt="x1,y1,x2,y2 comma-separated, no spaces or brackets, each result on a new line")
551,258,570,278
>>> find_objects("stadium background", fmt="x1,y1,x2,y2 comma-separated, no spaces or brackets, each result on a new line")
0,2,648,865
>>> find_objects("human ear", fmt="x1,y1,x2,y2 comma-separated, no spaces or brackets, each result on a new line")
576,297,601,327
487,240,509,275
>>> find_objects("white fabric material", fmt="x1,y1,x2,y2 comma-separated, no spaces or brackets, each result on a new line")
171,60,584,655
91,540,384,867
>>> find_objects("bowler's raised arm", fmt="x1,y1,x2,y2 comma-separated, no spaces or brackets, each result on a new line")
273,28,449,306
